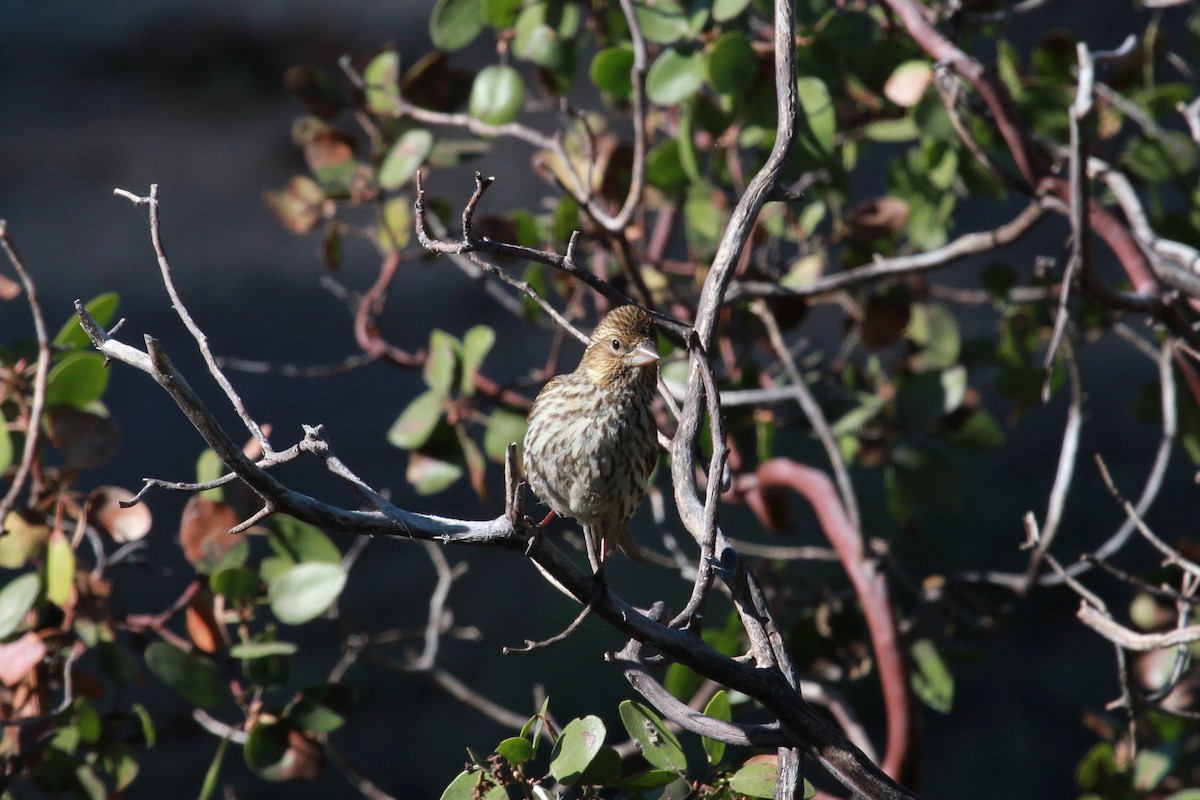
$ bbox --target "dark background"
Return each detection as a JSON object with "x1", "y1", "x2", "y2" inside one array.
[{"x1": 1, "y1": 3, "x2": 1195, "y2": 798}]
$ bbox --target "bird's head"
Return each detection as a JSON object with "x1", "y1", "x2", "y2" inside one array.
[{"x1": 580, "y1": 305, "x2": 659, "y2": 388}]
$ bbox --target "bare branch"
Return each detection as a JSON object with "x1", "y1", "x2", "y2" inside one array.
[
  {"x1": 0, "y1": 222, "x2": 52, "y2": 521},
  {"x1": 1077, "y1": 604, "x2": 1200, "y2": 652}
]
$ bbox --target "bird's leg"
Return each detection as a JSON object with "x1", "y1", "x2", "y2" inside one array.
[
  {"x1": 538, "y1": 510, "x2": 557, "y2": 527},
  {"x1": 582, "y1": 525, "x2": 603, "y2": 573}
]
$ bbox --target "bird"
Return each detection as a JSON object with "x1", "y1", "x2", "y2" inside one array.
[{"x1": 523, "y1": 305, "x2": 660, "y2": 571}]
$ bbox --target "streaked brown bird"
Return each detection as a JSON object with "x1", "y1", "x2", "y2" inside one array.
[{"x1": 523, "y1": 305, "x2": 660, "y2": 570}]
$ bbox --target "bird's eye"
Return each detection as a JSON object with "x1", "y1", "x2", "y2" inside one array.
[{"x1": 610, "y1": 338, "x2": 622, "y2": 352}]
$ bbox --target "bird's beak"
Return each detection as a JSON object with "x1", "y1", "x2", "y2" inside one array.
[{"x1": 628, "y1": 340, "x2": 659, "y2": 368}]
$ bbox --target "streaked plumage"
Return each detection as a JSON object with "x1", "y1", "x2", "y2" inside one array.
[{"x1": 523, "y1": 305, "x2": 660, "y2": 568}]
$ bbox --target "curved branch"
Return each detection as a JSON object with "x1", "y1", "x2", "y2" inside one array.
[{"x1": 748, "y1": 458, "x2": 915, "y2": 782}]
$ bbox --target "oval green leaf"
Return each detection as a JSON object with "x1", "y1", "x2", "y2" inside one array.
[
  {"x1": 712, "y1": 0, "x2": 751, "y2": 21},
  {"x1": 0, "y1": 572, "x2": 40, "y2": 639},
  {"x1": 495, "y1": 736, "x2": 534, "y2": 766},
  {"x1": 56, "y1": 292, "x2": 119, "y2": 350},
  {"x1": 484, "y1": 409, "x2": 527, "y2": 462},
  {"x1": 549, "y1": 715, "x2": 606, "y2": 785},
  {"x1": 45, "y1": 532, "x2": 74, "y2": 608},
  {"x1": 387, "y1": 389, "x2": 444, "y2": 450},
  {"x1": 618, "y1": 700, "x2": 686, "y2": 771},
  {"x1": 482, "y1": 0, "x2": 523, "y2": 28},
  {"x1": 439, "y1": 769, "x2": 506, "y2": 800},
  {"x1": 796, "y1": 75, "x2": 835, "y2": 160},
  {"x1": 268, "y1": 515, "x2": 341, "y2": 565},
  {"x1": 702, "y1": 690, "x2": 731, "y2": 764},
  {"x1": 406, "y1": 450, "x2": 464, "y2": 495},
  {"x1": 729, "y1": 758, "x2": 778, "y2": 798},
  {"x1": 646, "y1": 48, "x2": 704, "y2": 107},
  {"x1": 45, "y1": 351, "x2": 109, "y2": 409},
  {"x1": 229, "y1": 640, "x2": 298, "y2": 659},
  {"x1": 430, "y1": 0, "x2": 484, "y2": 51},
  {"x1": 589, "y1": 46, "x2": 634, "y2": 97},
  {"x1": 379, "y1": 128, "x2": 433, "y2": 190},
  {"x1": 469, "y1": 65, "x2": 525, "y2": 125},
  {"x1": 268, "y1": 562, "x2": 347, "y2": 625},
  {"x1": 633, "y1": 0, "x2": 690, "y2": 44},
  {"x1": 706, "y1": 32, "x2": 757, "y2": 95},
  {"x1": 910, "y1": 638, "x2": 954, "y2": 714},
  {"x1": 645, "y1": 139, "x2": 689, "y2": 193},
  {"x1": 362, "y1": 49, "x2": 400, "y2": 115},
  {"x1": 424, "y1": 329, "x2": 459, "y2": 396},
  {"x1": 144, "y1": 641, "x2": 226, "y2": 709},
  {"x1": 285, "y1": 683, "x2": 357, "y2": 733},
  {"x1": 210, "y1": 565, "x2": 259, "y2": 605},
  {"x1": 460, "y1": 325, "x2": 495, "y2": 395}
]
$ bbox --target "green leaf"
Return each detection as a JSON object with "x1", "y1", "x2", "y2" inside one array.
[
  {"x1": 459, "y1": 325, "x2": 495, "y2": 395},
  {"x1": 1133, "y1": 745, "x2": 1175, "y2": 793},
  {"x1": 377, "y1": 196, "x2": 412, "y2": 252},
  {"x1": 229, "y1": 640, "x2": 298, "y2": 659},
  {"x1": 198, "y1": 737, "x2": 229, "y2": 800},
  {"x1": 285, "y1": 683, "x2": 356, "y2": 733},
  {"x1": 618, "y1": 701, "x2": 686, "y2": 771},
  {"x1": 482, "y1": 0, "x2": 523, "y2": 28},
  {"x1": 425, "y1": 330, "x2": 459, "y2": 396},
  {"x1": 646, "y1": 47, "x2": 705, "y2": 106},
  {"x1": 796, "y1": 76, "x2": 835, "y2": 161},
  {"x1": 241, "y1": 628, "x2": 290, "y2": 688},
  {"x1": 210, "y1": 565, "x2": 259, "y2": 605},
  {"x1": 633, "y1": 0, "x2": 703, "y2": 44},
  {"x1": 706, "y1": 32, "x2": 757, "y2": 95},
  {"x1": 910, "y1": 639, "x2": 954, "y2": 713},
  {"x1": 268, "y1": 562, "x2": 347, "y2": 625},
  {"x1": 729, "y1": 758, "x2": 778, "y2": 798},
  {"x1": 430, "y1": 0, "x2": 484, "y2": 51},
  {"x1": 645, "y1": 139, "x2": 689, "y2": 193},
  {"x1": 406, "y1": 450, "x2": 463, "y2": 494},
  {"x1": 144, "y1": 641, "x2": 226, "y2": 709},
  {"x1": 906, "y1": 303, "x2": 960, "y2": 371},
  {"x1": 439, "y1": 769, "x2": 506, "y2": 800},
  {"x1": 268, "y1": 515, "x2": 341, "y2": 565},
  {"x1": 388, "y1": 389, "x2": 445, "y2": 450},
  {"x1": 469, "y1": 65, "x2": 525, "y2": 125},
  {"x1": 618, "y1": 769, "x2": 681, "y2": 790},
  {"x1": 484, "y1": 409, "x2": 527, "y2": 462},
  {"x1": 195, "y1": 448, "x2": 225, "y2": 501},
  {"x1": 578, "y1": 746, "x2": 621, "y2": 786},
  {"x1": 549, "y1": 715, "x2": 606, "y2": 785},
  {"x1": 362, "y1": 49, "x2": 400, "y2": 116},
  {"x1": 702, "y1": 691, "x2": 731, "y2": 764},
  {"x1": 45, "y1": 351, "x2": 109, "y2": 409},
  {"x1": 0, "y1": 572, "x2": 40, "y2": 638},
  {"x1": 132, "y1": 702, "x2": 156, "y2": 746},
  {"x1": 590, "y1": 46, "x2": 634, "y2": 97},
  {"x1": 495, "y1": 736, "x2": 534, "y2": 766},
  {"x1": 513, "y1": 1, "x2": 581, "y2": 70},
  {"x1": 947, "y1": 407, "x2": 1005, "y2": 450},
  {"x1": 684, "y1": 180, "x2": 727, "y2": 260},
  {"x1": 56, "y1": 292, "x2": 119, "y2": 351},
  {"x1": 243, "y1": 721, "x2": 289, "y2": 779},
  {"x1": 0, "y1": 410, "x2": 11, "y2": 475},
  {"x1": 712, "y1": 0, "x2": 751, "y2": 21},
  {"x1": 378, "y1": 129, "x2": 433, "y2": 190},
  {"x1": 45, "y1": 532, "x2": 74, "y2": 608}
]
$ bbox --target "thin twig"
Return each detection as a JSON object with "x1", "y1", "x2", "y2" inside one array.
[{"x1": 0, "y1": 222, "x2": 52, "y2": 522}]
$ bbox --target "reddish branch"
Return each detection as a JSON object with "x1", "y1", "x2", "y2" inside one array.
[
  {"x1": 740, "y1": 458, "x2": 916, "y2": 784},
  {"x1": 880, "y1": 0, "x2": 1161, "y2": 301},
  {"x1": 353, "y1": 250, "x2": 532, "y2": 411}
]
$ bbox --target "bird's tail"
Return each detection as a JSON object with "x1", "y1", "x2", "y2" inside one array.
[{"x1": 601, "y1": 522, "x2": 643, "y2": 564}]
